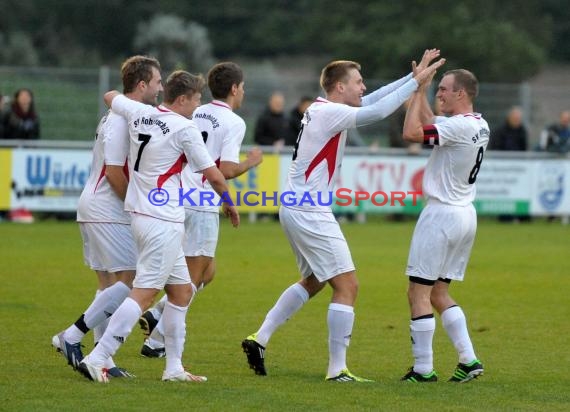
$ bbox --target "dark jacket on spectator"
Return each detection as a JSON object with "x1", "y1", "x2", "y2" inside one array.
[
  {"x1": 4, "y1": 101, "x2": 40, "y2": 139},
  {"x1": 254, "y1": 109, "x2": 288, "y2": 146},
  {"x1": 491, "y1": 122, "x2": 527, "y2": 151}
]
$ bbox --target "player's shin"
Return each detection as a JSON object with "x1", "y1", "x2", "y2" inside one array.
[
  {"x1": 162, "y1": 300, "x2": 189, "y2": 375},
  {"x1": 327, "y1": 303, "x2": 354, "y2": 378},
  {"x1": 89, "y1": 297, "x2": 142, "y2": 366},
  {"x1": 410, "y1": 315, "x2": 436, "y2": 374}
]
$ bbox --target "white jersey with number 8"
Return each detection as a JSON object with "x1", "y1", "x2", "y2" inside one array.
[{"x1": 422, "y1": 113, "x2": 490, "y2": 206}]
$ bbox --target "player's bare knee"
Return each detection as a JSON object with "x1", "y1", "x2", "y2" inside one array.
[
  {"x1": 430, "y1": 278, "x2": 454, "y2": 312},
  {"x1": 165, "y1": 283, "x2": 193, "y2": 307},
  {"x1": 116, "y1": 270, "x2": 135, "y2": 288},
  {"x1": 408, "y1": 276, "x2": 434, "y2": 305}
]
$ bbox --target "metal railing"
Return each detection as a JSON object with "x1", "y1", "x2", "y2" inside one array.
[{"x1": 1, "y1": 65, "x2": 569, "y2": 149}]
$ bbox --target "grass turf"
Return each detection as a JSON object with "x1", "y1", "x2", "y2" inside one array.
[{"x1": 0, "y1": 218, "x2": 568, "y2": 411}]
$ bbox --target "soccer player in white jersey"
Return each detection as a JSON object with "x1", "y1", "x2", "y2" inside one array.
[
  {"x1": 52, "y1": 56, "x2": 162, "y2": 377},
  {"x1": 241, "y1": 51, "x2": 445, "y2": 381},
  {"x1": 77, "y1": 70, "x2": 240, "y2": 383},
  {"x1": 139, "y1": 62, "x2": 263, "y2": 358},
  {"x1": 400, "y1": 69, "x2": 488, "y2": 383}
]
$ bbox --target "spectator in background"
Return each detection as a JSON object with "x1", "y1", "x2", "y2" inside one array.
[
  {"x1": 286, "y1": 96, "x2": 313, "y2": 146},
  {"x1": 254, "y1": 91, "x2": 289, "y2": 150},
  {"x1": 492, "y1": 107, "x2": 531, "y2": 223},
  {"x1": 3, "y1": 88, "x2": 40, "y2": 139},
  {"x1": 491, "y1": 106, "x2": 528, "y2": 151},
  {"x1": 539, "y1": 110, "x2": 570, "y2": 153}
]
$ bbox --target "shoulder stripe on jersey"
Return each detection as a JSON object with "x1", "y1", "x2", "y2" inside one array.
[
  {"x1": 423, "y1": 125, "x2": 439, "y2": 146},
  {"x1": 157, "y1": 154, "x2": 187, "y2": 190},
  {"x1": 305, "y1": 133, "x2": 341, "y2": 184},
  {"x1": 93, "y1": 164, "x2": 107, "y2": 193}
]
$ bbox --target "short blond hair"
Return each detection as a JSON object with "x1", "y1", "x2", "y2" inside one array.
[{"x1": 320, "y1": 60, "x2": 361, "y2": 94}]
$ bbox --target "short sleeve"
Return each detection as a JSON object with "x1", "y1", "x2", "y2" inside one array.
[
  {"x1": 103, "y1": 113, "x2": 129, "y2": 166},
  {"x1": 180, "y1": 126, "x2": 216, "y2": 173},
  {"x1": 423, "y1": 116, "x2": 468, "y2": 147},
  {"x1": 220, "y1": 118, "x2": 246, "y2": 163}
]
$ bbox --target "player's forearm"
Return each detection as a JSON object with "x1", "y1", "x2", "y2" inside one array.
[
  {"x1": 104, "y1": 91, "x2": 121, "y2": 108},
  {"x1": 105, "y1": 165, "x2": 128, "y2": 200},
  {"x1": 417, "y1": 93, "x2": 435, "y2": 125},
  {"x1": 219, "y1": 160, "x2": 251, "y2": 179},
  {"x1": 203, "y1": 166, "x2": 231, "y2": 198},
  {"x1": 361, "y1": 73, "x2": 413, "y2": 106},
  {"x1": 355, "y1": 78, "x2": 418, "y2": 127},
  {"x1": 402, "y1": 92, "x2": 426, "y2": 143}
]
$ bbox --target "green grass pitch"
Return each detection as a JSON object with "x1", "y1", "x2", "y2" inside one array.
[{"x1": 0, "y1": 218, "x2": 568, "y2": 411}]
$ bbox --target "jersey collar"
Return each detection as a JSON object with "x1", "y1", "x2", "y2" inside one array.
[{"x1": 210, "y1": 100, "x2": 232, "y2": 110}]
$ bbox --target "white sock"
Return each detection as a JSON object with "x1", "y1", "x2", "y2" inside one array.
[
  {"x1": 148, "y1": 314, "x2": 166, "y2": 347},
  {"x1": 147, "y1": 284, "x2": 195, "y2": 349},
  {"x1": 149, "y1": 294, "x2": 168, "y2": 319},
  {"x1": 327, "y1": 303, "x2": 354, "y2": 378},
  {"x1": 64, "y1": 289, "x2": 103, "y2": 344},
  {"x1": 103, "y1": 357, "x2": 116, "y2": 369},
  {"x1": 410, "y1": 316, "x2": 436, "y2": 375},
  {"x1": 93, "y1": 316, "x2": 110, "y2": 345},
  {"x1": 84, "y1": 281, "x2": 131, "y2": 329},
  {"x1": 89, "y1": 297, "x2": 142, "y2": 367},
  {"x1": 441, "y1": 306, "x2": 477, "y2": 364},
  {"x1": 162, "y1": 300, "x2": 189, "y2": 375},
  {"x1": 255, "y1": 283, "x2": 309, "y2": 347}
]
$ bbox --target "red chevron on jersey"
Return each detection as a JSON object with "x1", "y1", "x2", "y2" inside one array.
[
  {"x1": 305, "y1": 132, "x2": 341, "y2": 183},
  {"x1": 157, "y1": 154, "x2": 187, "y2": 190}
]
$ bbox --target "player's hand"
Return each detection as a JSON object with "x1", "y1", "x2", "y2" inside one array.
[
  {"x1": 413, "y1": 48, "x2": 441, "y2": 77},
  {"x1": 247, "y1": 147, "x2": 263, "y2": 168},
  {"x1": 222, "y1": 203, "x2": 240, "y2": 228},
  {"x1": 414, "y1": 58, "x2": 446, "y2": 89}
]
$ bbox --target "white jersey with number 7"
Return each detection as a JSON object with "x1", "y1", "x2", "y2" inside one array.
[{"x1": 111, "y1": 95, "x2": 215, "y2": 223}]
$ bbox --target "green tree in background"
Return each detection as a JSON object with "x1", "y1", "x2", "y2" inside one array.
[
  {"x1": 133, "y1": 14, "x2": 215, "y2": 73},
  {"x1": 0, "y1": 0, "x2": 567, "y2": 82}
]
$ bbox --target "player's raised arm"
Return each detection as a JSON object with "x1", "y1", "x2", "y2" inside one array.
[{"x1": 403, "y1": 64, "x2": 441, "y2": 143}]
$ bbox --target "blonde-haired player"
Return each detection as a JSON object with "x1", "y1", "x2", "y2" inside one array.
[{"x1": 242, "y1": 50, "x2": 444, "y2": 381}]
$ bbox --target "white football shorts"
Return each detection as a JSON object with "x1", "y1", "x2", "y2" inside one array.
[
  {"x1": 130, "y1": 213, "x2": 190, "y2": 289},
  {"x1": 406, "y1": 200, "x2": 477, "y2": 282},
  {"x1": 182, "y1": 209, "x2": 219, "y2": 257},
  {"x1": 79, "y1": 222, "x2": 137, "y2": 272},
  {"x1": 279, "y1": 206, "x2": 355, "y2": 282}
]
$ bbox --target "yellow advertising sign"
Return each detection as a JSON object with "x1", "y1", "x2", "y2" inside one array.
[
  {"x1": 226, "y1": 153, "x2": 280, "y2": 212},
  {"x1": 0, "y1": 149, "x2": 12, "y2": 209}
]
